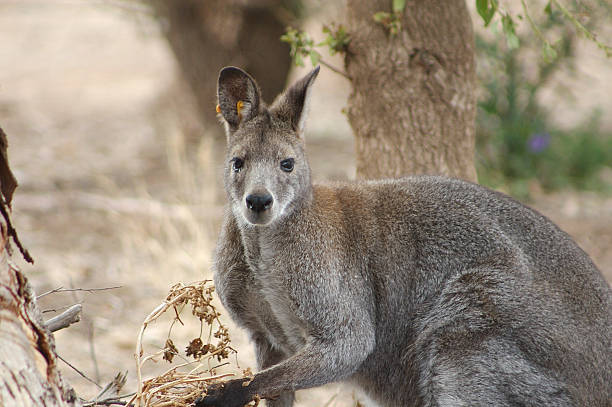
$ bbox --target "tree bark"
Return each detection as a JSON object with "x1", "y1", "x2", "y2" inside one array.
[
  {"x1": 345, "y1": 0, "x2": 477, "y2": 182},
  {"x1": 0, "y1": 227, "x2": 80, "y2": 406}
]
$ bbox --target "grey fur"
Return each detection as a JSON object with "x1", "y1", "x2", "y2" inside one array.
[{"x1": 209, "y1": 67, "x2": 612, "y2": 407}]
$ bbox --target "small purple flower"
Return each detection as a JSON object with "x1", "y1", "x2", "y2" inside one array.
[{"x1": 527, "y1": 132, "x2": 550, "y2": 153}]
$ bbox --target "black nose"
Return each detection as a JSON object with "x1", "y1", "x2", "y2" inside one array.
[{"x1": 246, "y1": 193, "x2": 273, "y2": 212}]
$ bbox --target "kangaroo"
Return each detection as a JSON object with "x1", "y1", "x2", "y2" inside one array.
[{"x1": 195, "y1": 66, "x2": 612, "y2": 407}]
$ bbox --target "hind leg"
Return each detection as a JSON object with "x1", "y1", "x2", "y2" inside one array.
[
  {"x1": 415, "y1": 265, "x2": 576, "y2": 406},
  {"x1": 418, "y1": 332, "x2": 573, "y2": 407}
]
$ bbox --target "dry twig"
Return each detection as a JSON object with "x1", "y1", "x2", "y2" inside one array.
[
  {"x1": 44, "y1": 303, "x2": 82, "y2": 332},
  {"x1": 130, "y1": 280, "x2": 255, "y2": 407},
  {"x1": 57, "y1": 354, "x2": 103, "y2": 389},
  {"x1": 37, "y1": 285, "x2": 122, "y2": 299},
  {"x1": 0, "y1": 126, "x2": 33, "y2": 263}
]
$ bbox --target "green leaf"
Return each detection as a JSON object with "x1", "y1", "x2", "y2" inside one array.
[
  {"x1": 542, "y1": 42, "x2": 558, "y2": 62},
  {"x1": 392, "y1": 0, "x2": 406, "y2": 14},
  {"x1": 544, "y1": 1, "x2": 553, "y2": 16},
  {"x1": 506, "y1": 31, "x2": 519, "y2": 49},
  {"x1": 476, "y1": 0, "x2": 486, "y2": 16},
  {"x1": 501, "y1": 14, "x2": 519, "y2": 49},
  {"x1": 476, "y1": 0, "x2": 498, "y2": 27},
  {"x1": 294, "y1": 52, "x2": 304, "y2": 67},
  {"x1": 309, "y1": 50, "x2": 321, "y2": 66},
  {"x1": 317, "y1": 38, "x2": 330, "y2": 48},
  {"x1": 373, "y1": 11, "x2": 391, "y2": 23}
]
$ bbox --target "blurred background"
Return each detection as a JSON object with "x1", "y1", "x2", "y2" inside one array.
[{"x1": 1, "y1": 0, "x2": 610, "y2": 405}]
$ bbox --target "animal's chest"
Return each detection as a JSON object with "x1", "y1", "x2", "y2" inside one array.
[{"x1": 243, "y1": 242, "x2": 307, "y2": 353}]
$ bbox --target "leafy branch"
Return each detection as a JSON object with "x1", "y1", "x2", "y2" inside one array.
[
  {"x1": 521, "y1": 0, "x2": 557, "y2": 61},
  {"x1": 549, "y1": 0, "x2": 612, "y2": 57},
  {"x1": 476, "y1": 0, "x2": 611, "y2": 60},
  {"x1": 281, "y1": 25, "x2": 351, "y2": 79}
]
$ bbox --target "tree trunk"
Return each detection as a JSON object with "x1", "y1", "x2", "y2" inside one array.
[
  {"x1": 152, "y1": 0, "x2": 292, "y2": 128},
  {"x1": 345, "y1": 0, "x2": 477, "y2": 182},
  {"x1": 0, "y1": 229, "x2": 80, "y2": 407},
  {"x1": 0, "y1": 126, "x2": 77, "y2": 406}
]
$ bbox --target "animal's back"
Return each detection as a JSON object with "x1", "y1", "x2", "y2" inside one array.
[{"x1": 320, "y1": 175, "x2": 612, "y2": 406}]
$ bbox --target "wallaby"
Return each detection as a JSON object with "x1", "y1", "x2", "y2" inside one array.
[{"x1": 195, "y1": 66, "x2": 612, "y2": 407}]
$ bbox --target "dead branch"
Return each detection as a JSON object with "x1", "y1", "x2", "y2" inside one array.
[
  {"x1": 0, "y1": 127, "x2": 17, "y2": 205},
  {"x1": 58, "y1": 354, "x2": 102, "y2": 389},
  {"x1": 45, "y1": 304, "x2": 83, "y2": 332},
  {"x1": 43, "y1": 303, "x2": 82, "y2": 314},
  {"x1": 0, "y1": 127, "x2": 33, "y2": 263},
  {"x1": 0, "y1": 229, "x2": 79, "y2": 405},
  {"x1": 80, "y1": 372, "x2": 133, "y2": 407},
  {"x1": 38, "y1": 285, "x2": 122, "y2": 299},
  {"x1": 92, "y1": 372, "x2": 128, "y2": 402}
]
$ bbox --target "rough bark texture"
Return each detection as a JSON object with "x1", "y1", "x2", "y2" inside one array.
[
  {"x1": 152, "y1": 0, "x2": 292, "y2": 128},
  {"x1": 0, "y1": 126, "x2": 76, "y2": 406},
  {"x1": 345, "y1": 0, "x2": 477, "y2": 182},
  {"x1": 0, "y1": 230, "x2": 80, "y2": 407}
]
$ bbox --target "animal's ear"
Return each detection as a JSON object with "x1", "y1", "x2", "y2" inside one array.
[
  {"x1": 217, "y1": 67, "x2": 261, "y2": 130},
  {"x1": 272, "y1": 66, "x2": 320, "y2": 136}
]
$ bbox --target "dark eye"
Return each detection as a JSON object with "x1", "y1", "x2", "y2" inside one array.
[
  {"x1": 280, "y1": 158, "x2": 294, "y2": 172},
  {"x1": 231, "y1": 157, "x2": 244, "y2": 173}
]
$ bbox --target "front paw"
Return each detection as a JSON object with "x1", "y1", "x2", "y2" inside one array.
[{"x1": 194, "y1": 377, "x2": 254, "y2": 407}]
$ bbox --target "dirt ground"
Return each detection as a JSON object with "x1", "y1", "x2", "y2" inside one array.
[{"x1": 1, "y1": 2, "x2": 610, "y2": 406}]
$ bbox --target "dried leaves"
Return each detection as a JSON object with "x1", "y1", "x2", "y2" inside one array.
[
  {"x1": 132, "y1": 280, "x2": 252, "y2": 407},
  {"x1": 162, "y1": 339, "x2": 178, "y2": 363}
]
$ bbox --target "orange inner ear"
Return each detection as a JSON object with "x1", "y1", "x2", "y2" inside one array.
[
  {"x1": 215, "y1": 104, "x2": 221, "y2": 113},
  {"x1": 236, "y1": 100, "x2": 244, "y2": 119}
]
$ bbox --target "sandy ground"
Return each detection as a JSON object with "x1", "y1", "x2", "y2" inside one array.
[{"x1": 1, "y1": 1, "x2": 610, "y2": 406}]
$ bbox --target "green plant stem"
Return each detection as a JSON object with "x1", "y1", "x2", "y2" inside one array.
[
  {"x1": 520, "y1": 0, "x2": 546, "y2": 44},
  {"x1": 551, "y1": 0, "x2": 612, "y2": 57},
  {"x1": 318, "y1": 58, "x2": 351, "y2": 80}
]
